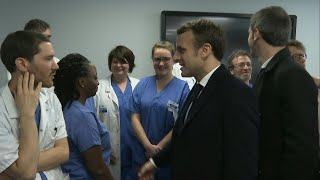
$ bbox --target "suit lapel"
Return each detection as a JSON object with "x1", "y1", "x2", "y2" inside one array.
[
  {"x1": 253, "y1": 69, "x2": 265, "y2": 99},
  {"x1": 173, "y1": 86, "x2": 195, "y2": 135},
  {"x1": 183, "y1": 77, "x2": 216, "y2": 127},
  {"x1": 175, "y1": 65, "x2": 227, "y2": 135},
  {"x1": 253, "y1": 48, "x2": 291, "y2": 99}
]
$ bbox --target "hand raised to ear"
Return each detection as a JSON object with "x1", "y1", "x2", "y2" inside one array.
[
  {"x1": 14, "y1": 72, "x2": 42, "y2": 118},
  {"x1": 0, "y1": 172, "x2": 12, "y2": 180},
  {"x1": 4, "y1": 72, "x2": 41, "y2": 179}
]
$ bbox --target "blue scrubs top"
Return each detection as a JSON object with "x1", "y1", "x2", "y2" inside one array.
[
  {"x1": 128, "y1": 76, "x2": 189, "y2": 164},
  {"x1": 111, "y1": 80, "x2": 134, "y2": 168},
  {"x1": 85, "y1": 97, "x2": 95, "y2": 112},
  {"x1": 61, "y1": 100, "x2": 111, "y2": 180}
]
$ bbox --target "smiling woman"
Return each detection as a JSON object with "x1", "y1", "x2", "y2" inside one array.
[
  {"x1": 127, "y1": 41, "x2": 190, "y2": 180},
  {"x1": 95, "y1": 45, "x2": 139, "y2": 180},
  {"x1": 151, "y1": 41, "x2": 176, "y2": 80}
]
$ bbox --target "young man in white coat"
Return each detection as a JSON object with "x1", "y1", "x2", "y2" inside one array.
[{"x1": 0, "y1": 31, "x2": 69, "y2": 179}]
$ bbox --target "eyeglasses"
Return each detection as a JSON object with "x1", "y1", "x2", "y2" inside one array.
[
  {"x1": 152, "y1": 56, "x2": 172, "y2": 64},
  {"x1": 292, "y1": 53, "x2": 307, "y2": 62},
  {"x1": 233, "y1": 62, "x2": 253, "y2": 68}
]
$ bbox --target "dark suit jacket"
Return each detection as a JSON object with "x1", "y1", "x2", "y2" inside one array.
[
  {"x1": 153, "y1": 64, "x2": 259, "y2": 180},
  {"x1": 253, "y1": 48, "x2": 319, "y2": 180}
]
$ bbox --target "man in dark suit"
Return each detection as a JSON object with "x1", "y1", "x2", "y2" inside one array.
[
  {"x1": 138, "y1": 19, "x2": 259, "y2": 180},
  {"x1": 248, "y1": 6, "x2": 319, "y2": 179}
]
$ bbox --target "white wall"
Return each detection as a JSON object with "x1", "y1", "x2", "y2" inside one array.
[{"x1": 0, "y1": 0, "x2": 319, "y2": 86}]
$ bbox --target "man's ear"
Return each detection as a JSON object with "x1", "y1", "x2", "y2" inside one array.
[
  {"x1": 253, "y1": 28, "x2": 261, "y2": 41},
  {"x1": 15, "y1": 57, "x2": 28, "y2": 72},
  {"x1": 200, "y1": 43, "x2": 212, "y2": 58}
]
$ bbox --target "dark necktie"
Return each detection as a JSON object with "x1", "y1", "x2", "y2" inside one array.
[
  {"x1": 190, "y1": 83, "x2": 203, "y2": 102},
  {"x1": 181, "y1": 83, "x2": 203, "y2": 124}
]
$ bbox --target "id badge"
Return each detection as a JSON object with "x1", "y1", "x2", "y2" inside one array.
[{"x1": 167, "y1": 100, "x2": 179, "y2": 121}]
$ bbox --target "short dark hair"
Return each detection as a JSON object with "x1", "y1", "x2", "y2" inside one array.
[
  {"x1": 287, "y1": 39, "x2": 306, "y2": 53},
  {"x1": 0, "y1": 31, "x2": 50, "y2": 73},
  {"x1": 227, "y1": 49, "x2": 251, "y2": 70},
  {"x1": 24, "y1": 19, "x2": 51, "y2": 33},
  {"x1": 151, "y1": 41, "x2": 175, "y2": 57},
  {"x1": 250, "y1": 6, "x2": 291, "y2": 46},
  {"x1": 54, "y1": 53, "x2": 91, "y2": 109},
  {"x1": 108, "y1": 45, "x2": 135, "y2": 73},
  {"x1": 177, "y1": 19, "x2": 225, "y2": 61}
]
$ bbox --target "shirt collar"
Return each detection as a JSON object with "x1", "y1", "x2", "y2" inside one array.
[
  {"x1": 66, "y1": 100, "x2": 93, "y2": 113},
  {"x1": 199, "y1": 64, "x2": 220, "y2": 87},
  {"x1": 261, "y1": 56, "x2": 274, "y2": 69}
]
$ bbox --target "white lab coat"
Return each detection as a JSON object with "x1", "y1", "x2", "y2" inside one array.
[
  {"x1": 172, "y1": 63, "x2": 196, "y2": 90},
  {"x1": 94, "y1": 75, "x2": 139, "y2": 180},
  {"x1": 0, "y1": 85, "x2": 68, "y2": 179}
]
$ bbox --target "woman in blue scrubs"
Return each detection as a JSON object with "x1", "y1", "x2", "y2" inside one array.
[
  {"x1": 95, "y1": 45, "x2": 139, "y2": 180},
  {"x1": 54, "y1": 53, "x2": 113, "y2": 180},
  {"x1": 129, "y1": 41, "x2": 190, "y2": 180}
]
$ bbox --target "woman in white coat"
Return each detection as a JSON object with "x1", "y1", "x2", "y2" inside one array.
[{"x1": 95, "y1": 45, "x2": 139, "y2": 180}]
